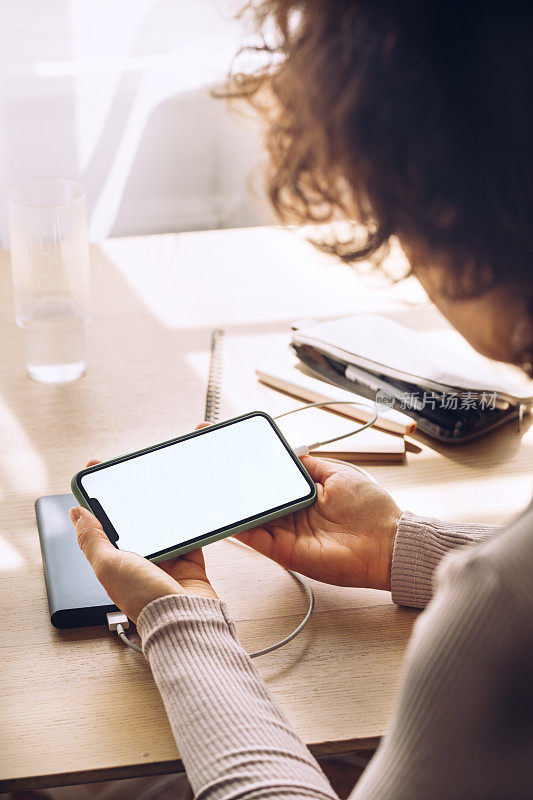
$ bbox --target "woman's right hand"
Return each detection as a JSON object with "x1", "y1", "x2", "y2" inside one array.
[{"x1": 236, "y1": 454, "x2": 402, "y2": 591}]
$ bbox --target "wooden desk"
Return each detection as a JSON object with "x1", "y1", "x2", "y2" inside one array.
[{"x1": 1, "y1": 227, "x2": 531, "y2": 791}]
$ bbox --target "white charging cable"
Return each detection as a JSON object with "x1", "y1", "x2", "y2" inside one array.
[
  {"x1": 107, "y1": 611, "x2": 143, "y2": 653},
  {"x1": 273, "y1": 400, "x2": 379, "y2": 457},
  {"x1": 227, "y1": 536, "x2": 316, "y2": 657},
  {"x1": 107, "y1": 399, "x2": 380, "y2": 657}
]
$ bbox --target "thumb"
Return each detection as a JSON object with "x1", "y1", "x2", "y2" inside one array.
[
  {"x1": 299, "y1": 454, "x2": 350, "y2": 485},
  {"x1": 70, "y1": 506, "x2": 118, "y2": 568}
]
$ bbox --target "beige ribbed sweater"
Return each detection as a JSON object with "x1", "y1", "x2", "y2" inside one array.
[{"x1": 137, "y1": 506, "x2": 533, "y2": 799}]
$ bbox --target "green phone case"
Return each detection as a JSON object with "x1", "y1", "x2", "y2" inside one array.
[{"x1": 71, "y1": 411, "x2": 317, "y2": 563}]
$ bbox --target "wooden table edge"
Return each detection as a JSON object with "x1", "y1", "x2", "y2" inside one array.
[{"x1": 0, "y1": 737, "x2": 381, "y2": 791}]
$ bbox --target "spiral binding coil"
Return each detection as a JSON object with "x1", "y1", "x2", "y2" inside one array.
[{"x1": 204, "y1": 329, "x2": 225, "y2": 423}]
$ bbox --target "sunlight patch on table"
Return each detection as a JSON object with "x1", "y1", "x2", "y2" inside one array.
[
  {"x1": 392, "y1": 472, "x2": 532, "y2": 526},
  {"x1": 0, "y1": 535, "x2": 25, "y2": 571},
  {"x1": 0, "y1": 395, "x2": 47, "y2": 494},
  {"x1": 100, "y1": 228, "x2": 417, "y2": 329}
]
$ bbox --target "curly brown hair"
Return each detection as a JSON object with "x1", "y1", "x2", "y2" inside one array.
[{"x1": 228, "y1": 1, "x2": 533, "y2": 296}]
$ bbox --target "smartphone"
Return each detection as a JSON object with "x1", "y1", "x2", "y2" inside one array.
[{"x1": 71, "y1": 411, "x2": 316, "y2": 563}]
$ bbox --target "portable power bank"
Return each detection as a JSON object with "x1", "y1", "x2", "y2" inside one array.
[{"x1": 35, "y1": 493, "x2": 117, "y2": 628}]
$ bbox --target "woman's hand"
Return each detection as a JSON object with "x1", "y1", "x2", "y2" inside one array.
[
  {"x1": 70, "y1": 461, "x2": 217, "y2": 624},
  {"x1": 236, "y1": 454, "x2": 402, "y2": 591}
]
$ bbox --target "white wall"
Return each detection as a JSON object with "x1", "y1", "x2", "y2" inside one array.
[{"x1": 0, "y1": 0, "x2": 270, "y2": 245}]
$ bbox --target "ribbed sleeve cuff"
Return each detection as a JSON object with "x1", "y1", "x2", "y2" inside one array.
[
  {"x1": 136, "y1": 593, "x2": 238, "y2": 653},
  {"x1": 391, "y1": 511, "x2": 500, "y2": 609}
]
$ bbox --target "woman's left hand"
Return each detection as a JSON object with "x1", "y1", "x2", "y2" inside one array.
[{"x1": 70, "y1": 461, "x2": 217, "y2": 624}]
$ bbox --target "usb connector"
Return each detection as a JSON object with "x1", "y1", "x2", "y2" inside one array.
[
  {"x1": 106, "y1": 611, "x2": 129, "y2": 631},
  {"x1": 107, "y1": 611, "x2": 143, "y2": 653}
]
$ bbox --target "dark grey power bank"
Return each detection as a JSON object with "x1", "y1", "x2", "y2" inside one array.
[{"x1": 35, "y1": 493, "x2": 117, "y2": 628}]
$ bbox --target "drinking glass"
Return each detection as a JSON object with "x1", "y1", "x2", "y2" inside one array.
[{"x1": 9, "y1": 178, "x2": 91, "y2": 382}]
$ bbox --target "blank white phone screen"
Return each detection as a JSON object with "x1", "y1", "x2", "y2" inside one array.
[{"x1": 80, "y1": 415, "x2": 312, "y2": 558}]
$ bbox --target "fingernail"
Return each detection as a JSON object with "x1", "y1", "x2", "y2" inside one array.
[{"x1": 69, "y1": 507, "x2": 82, "y2": 524}]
